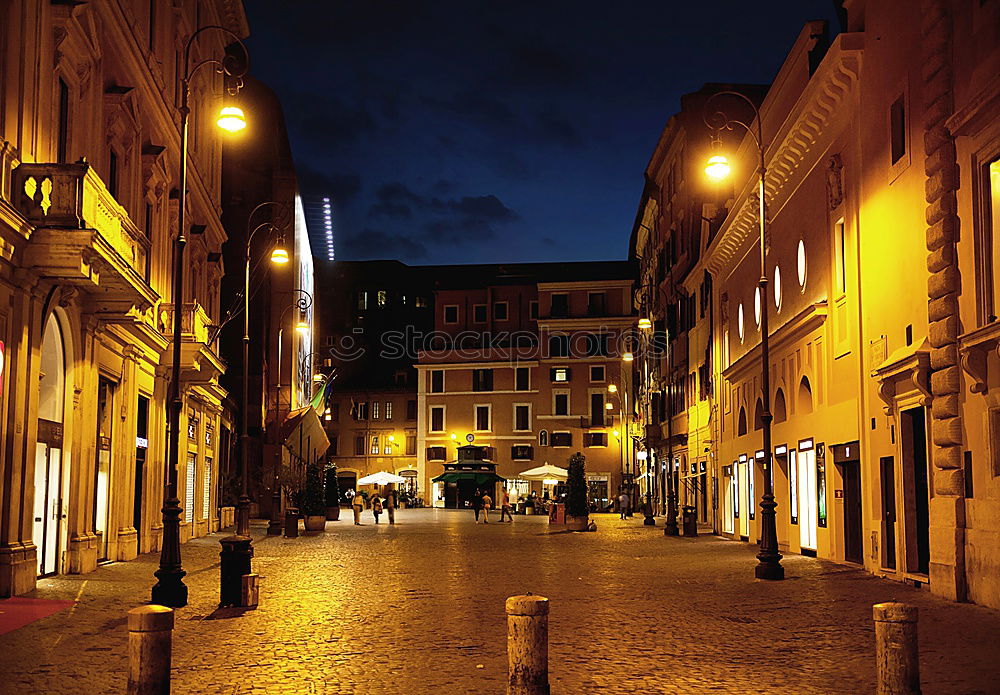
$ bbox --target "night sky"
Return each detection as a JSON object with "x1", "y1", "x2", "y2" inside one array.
[{"x1": 243, "y1": 1, "x2": 841, "y2": 266}]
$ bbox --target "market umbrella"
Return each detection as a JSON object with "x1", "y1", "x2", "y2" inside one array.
[
  {"x1": 516, "y1": 463, "x2": 568, "y2": 482},
  {"x1": 357, "y1": 471, "x2": 407, "y2": 485}
]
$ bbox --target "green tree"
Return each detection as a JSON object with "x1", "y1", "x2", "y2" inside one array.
[
  {"x1": 324, "y1": 464, "x2": 340, "y2": 507},
  {"x1": 301, "y1": 461, "x2": 326, "y2": 516},
  {"x1": 565, "y1": 452, "x2": 588, "y2": 517}
]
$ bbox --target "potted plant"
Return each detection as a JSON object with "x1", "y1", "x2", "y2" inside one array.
[
  {"x1": 564, "y1": 452, "x2": 590, "y2": 531},
  {"x1": 325, "y1": 464, "x2": 341, "y2": 521},
  {"x1": 301, "y1": 461, "x2": 327, "y2": 533}
]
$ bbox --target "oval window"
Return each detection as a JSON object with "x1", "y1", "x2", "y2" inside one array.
[
  {"x1": 754, "y1": 287, "x2": 762, "y2": 327},
  {"x1": 774, "y1": 265, "x2": 782, "y2": 311},
  {"x1": 737, "y1": 303, "x2": 745, "y2": 343},
  {"x1": 797, "y1": 240, "x2": 807, "y2": 290}
]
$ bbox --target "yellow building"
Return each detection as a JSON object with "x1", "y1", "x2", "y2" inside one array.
[{"x1": 0, "y1": 0, "x2": 246, "y2": 595}]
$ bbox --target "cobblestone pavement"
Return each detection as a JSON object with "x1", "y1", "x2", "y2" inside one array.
[{"x1": 3, "y1": 510, "x2": 1000, "y2": 694}]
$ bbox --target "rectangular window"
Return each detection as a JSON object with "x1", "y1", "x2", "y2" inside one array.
[
  {"x1": 473, "y1": 304, "x2": 487, "y2": 323},
  {"x1": 355, "y1": 436, "x2": 365, "y2": 455},
  {"x1": 587, "y1": 292, "x2": 606, "y2": 316},
  {"x1": 890, "y1": 95, "x2": 906, "y2": 165},
  {"x1": 493, "y1": 302, "x2": 508, "y2": 321},
  {"x1": 584, "y1": 432, "x2": 608, "y2": 447},
  {"x1": 108, "y1": 149, "x2": 119, "y2": 199},
  {"x1": 57, "y1": 78, "x2": 70, "y2": 163},
  {"x1": 430, "y1": 370, "x2": 444, "y2": 393},
  {"x1": 370, "y1": 435, "x2": 380, "y2": 455},
  {"x1": 357, "y1": 292, "x2": 368, "y2": 310},
  {"x1": 371, "y1": 402, "x2": 380, "y2": 420},
  {"x1": 406, "y1": 399, "x2": 417, "y2": 420},
  {"x1": 515, "y1": 367, "x2": 530, "y2": 391},
  {"x1": 551, "y1": 367, "x2": 570, "y2": 383},
  {"x1": 548, "y1": 334, "x2": 569, "y2": 358},
  {"x1": 203, "y1": 458, "x2": 212, "y2": 520},
  {"x1": 514, "y1": 405, "x2": 530, "y2": 431},
  {"x1": 406, "y1": 435, "x2": 417, "y2": 456},
  {"x1": 590, "y1": 365, "x2": 606, "y2": 382},
  {"x1": 511, "y1": 445, "x2": 533, "y2": 461},
  {"x1": 529, "y1": 301, "x2": 539, "y2": 319},
  {"x1": 384, "y1": 402, "x2": 392, "y2": 420},
  {"x1": 550, "y1": 293, "x2": 569, "y2": 317},
  {"x1": 430, "y1": 406, "x2": 445, "y2": 432},
  {"x1": 427, "y1": 446, "x2": 446, "y2": 461},
  {"x1": 475, "y1": 405, "x2": 491, "y2": 432},
  {"x1": 384, "y1": 440, "x2": 393, "y2": 455},
  {"x1": 472, "y1": 368, "x2": 494, "y2": 392},
  {"x1": 590, "y1": 392, "x2": 605, "y2": 426},
  {"x1": 329, "y1": 435, "x2": 338, "y2": 456},
  {"x1": 554, "y1": 392, "x2": 570, "y2": 416},
  {"x1": 355, "y1": 402, "x2": 368, "y2": 420},
  {"x1": 443, "y1": 305, "x2": 459, "y2": 324},
  {"x1": 585, "y1": 334, "x2": 609, "y2": 357},
  {"x1": 551, "y1": 432, "x2": 572, "y2": 447}
]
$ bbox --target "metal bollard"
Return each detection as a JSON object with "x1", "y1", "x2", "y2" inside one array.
[
  {"x1": 506, "y1": 594, "x2": 550, "y2": 695},
  {"x1": 873, "y1": 602, "x2": 921, "y2": 695},
  {"x1": 128, "y1": 605, "x2": 174, "y2": 695}
]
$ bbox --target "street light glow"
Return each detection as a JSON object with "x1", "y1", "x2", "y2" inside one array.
[
  {"x1": 216, "y1": 105, "x2": 247, "y2": 133},
  {"x1": 270, "y1": 245, "x2": 289, "y2": 264},
  {"x1": 638, "y1": 317, "x2": 652, "y2": 330},
  {"x1": 622, "y1": 351, "x2": 634, "y2": 362},
  {"x1": 607, "y1": 383, "x2": 617, "y2": 393},
  {"x1": 705, "y1": 153, "x2": 731, "y2": 180}
]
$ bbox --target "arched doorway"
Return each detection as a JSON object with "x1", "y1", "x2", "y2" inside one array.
[{"x1": 33, "y1": 313, "x2": 68, "y2": 576}]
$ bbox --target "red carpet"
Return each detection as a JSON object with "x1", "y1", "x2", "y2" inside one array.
[{"x1": 0, "y1": 597, "x2": 75, "y2": 635}]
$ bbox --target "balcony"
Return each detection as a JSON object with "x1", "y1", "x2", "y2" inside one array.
[
  {"x1": 158, "y1": 302, "x2": 225, "y2": 386},
  {"x1": 13, "y1": 162, "x2": 156, "y2": 312}
]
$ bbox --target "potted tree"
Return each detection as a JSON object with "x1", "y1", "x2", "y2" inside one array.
[
  {"x1": 564, "y1": 452, "x2": 590, "y2": 531},
  {"x1": 325, "y1": 464, "x2": 341, "y2": 521},
  {"x1": 301, "y1": 461, "x2": 327, "y2": 533}
]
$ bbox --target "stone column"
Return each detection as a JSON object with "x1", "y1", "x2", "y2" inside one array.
[
  {"x1": 920, "y1": 0, "x2": 967, "y2": 602},
  {"x1": 116, "y1": 346, "x2": 141, "y2": 561},
  {"x1": 506, "y1": 594, "x2": 549, "y2": 695},
  {"x1": 127, "y1": 605, "x2": 174, "y2": 695},
  {"x1": 66, "y1": 315, "x2": 101, "y2": 575},
  {"x1": 873, "y1": 602, "x2": 920, "y2": 695}
]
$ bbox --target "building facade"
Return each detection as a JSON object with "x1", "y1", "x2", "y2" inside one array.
[
  {"x1": 0, "y1": 0, "x2": 247, "y2": 596},
  {"x1": 636, "y1": 0, "x2": 1000, "y2": 609}
]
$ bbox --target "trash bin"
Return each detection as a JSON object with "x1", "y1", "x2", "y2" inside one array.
[
  {"x1": 284, "y1": 507, "x2": 299, "y2": 538},
  {"x1": 682, "y1": 506, "x2": 698, "y2": 537}
]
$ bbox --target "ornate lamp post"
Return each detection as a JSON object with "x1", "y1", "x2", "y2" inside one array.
[
  {"x1": 153, "y1": 26, "x2": 248, "y2": 608},
  {"x1": 266, "y1": 290, "x2": 314, "y2": 536},
  {"x1": 704, "y1": 90, "x2": 784, "y2": 581}
]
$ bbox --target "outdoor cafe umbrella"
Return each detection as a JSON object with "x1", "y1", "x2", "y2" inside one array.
[
  {"x1": 357, "y1": 471, "x2": 407, "y2": 486},
  {"x1": 516, "y1": 463, "x2": 568, "y2": 482}
]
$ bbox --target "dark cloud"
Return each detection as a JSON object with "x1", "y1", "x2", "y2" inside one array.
[
  {"x1": 340, "y1": 228, "x2": 428, "y2": 259},
  {"x1": 296, "y1": 164, "x2": 362, "y2": 207},
  {"x1": 507, "y1": 41, "x2": 581, "y2": 87}
]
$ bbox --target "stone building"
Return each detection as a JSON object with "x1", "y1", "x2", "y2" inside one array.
[
  {"x1": 0, "y1": 0, "x2": 247, "y2": 596},
  {"x1": 637, "y1": 0, "x2": 1000, "y2": 609}
]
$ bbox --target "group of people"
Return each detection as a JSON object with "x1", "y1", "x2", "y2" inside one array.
[
  {"x1": 345, "y1": 487, "x2": 396, "y2": 525},
  {"x1": 471, "y1": 487, "x2": 514, "y2": 523}
]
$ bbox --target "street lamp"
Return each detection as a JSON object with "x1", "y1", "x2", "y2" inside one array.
[
  {"x1": 219, "y1": 202, "x2": 289, "y2": 606},
  {"x1": 704, "y1": 90, "x2": 784, "y2": 581},
  {"x1": 153, "y1": 25, "x2": 248, "y2": 609}
]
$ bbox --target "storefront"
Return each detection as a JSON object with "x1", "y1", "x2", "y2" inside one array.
[{"x1": 431, "y1": 445, "x2": 504, "y2": 509}]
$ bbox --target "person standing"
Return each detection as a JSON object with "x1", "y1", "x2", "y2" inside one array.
[
  {"x1": 499, "y1": 487, "x2": 513, "y2": 522},
  {"x1": 618, "y1": 491, "x2": 630, "y2": 520},
  {"x1": 351, "y1": 490, "x2": 363, "y2": 525},
  {"x1": 371, "y1": 493, "x2": 383, "y2": 524},
  {"x1": 386, "y1": 484, "x2": 396, "y2": 525},
  {"x1": 472, "y1": 488, "x2": 483, "y2": 523},
  {"x1": 481, "y1": 491, "x2": 492, "y2": 524}
]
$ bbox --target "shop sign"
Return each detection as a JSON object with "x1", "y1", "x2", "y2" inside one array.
[{"x1": 136, "y1": 437, "x2": 149, "y2": 449}]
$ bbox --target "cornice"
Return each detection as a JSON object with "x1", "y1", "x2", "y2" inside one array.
[
  {"x1": 722, "y1": 301, "x2": 828, "y2": 383},
  {"x1": 703, "y1": 34, "x2": 864, "y2": 280}
]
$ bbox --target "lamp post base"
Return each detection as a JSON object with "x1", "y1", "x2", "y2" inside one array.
[
  {"x1": 219, "y1": 535, "x2": 254, "y2": 607},
  {"x1": 151, "y1": 568, "x2": 188, "y2": 608},
  {"x1": 754, "y1": 555, "x2": 785, "y2": 581},
  {"x1": 266, "y1": 520, "x2": 282, "y2": 536},
  {"x1": 664, "y1": 520, "x2": 679, "y2": 536}
]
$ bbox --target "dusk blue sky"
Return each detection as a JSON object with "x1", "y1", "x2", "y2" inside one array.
[{"x1": 244, "y1": 1, "x2": 842, "y2": 265}]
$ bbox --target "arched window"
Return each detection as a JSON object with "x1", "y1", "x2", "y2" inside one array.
[
  {"x1": 798, "y1": 376, "x2": 813, "y2": 414},
  {"x1": 538, "y1": 430, "x2": 549, "y2": 447},
  {"x1": 753, "y1": 398, "x2": 764, "y2": 430},
  {"x1": 773, "y1": 388, "x2": 787, "y2": 423},
  {"x1": 737, "y1": 407, "x2": 747, "y2": 436},
  {"x1": 797, "y1": 239, "x2": 807, "y2": 290}
]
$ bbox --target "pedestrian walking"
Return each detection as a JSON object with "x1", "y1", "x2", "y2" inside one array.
[
  {"x1": 481, "y1": 491, "x2": 492, "y2": 523},
  {"x1": 371, "y1": 493, "x2": 383, "y2": 524},
  {"x1": 386, "y1": 485, "x2": 396, "y2": 525},
  {"x1": 473, "y1": 488, "x2": 483, "y2": 523},
  {"x1": 618, "y1": 491, "x2": 630, "y2": 520},
  {"x1": 500, "y1": 488, "x2": 513, "y2": 522},
  {"x1": 351, "y1": 490, "x2": 363, "y2": 525}
]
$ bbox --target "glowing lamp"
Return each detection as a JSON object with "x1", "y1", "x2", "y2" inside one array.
[
  {"x1": 607, "y1": 383, "x2": 617, "y2": 393},
  {"x1": 388, "y1": 435, "x2": 395, "y2": 442},
  {"x1": 638, "y1": 317, "x2": 652, "y2": 330},
  {"x1": 270, "y1": 245, "x2": 289, "y2": 265},
  {"x1": 637, "y1": 451, "x2": 648, "y2": 461},
  {"x1": 622, "y1": 351, "x2": 634, "y2": 362},
  {"x1": 605, "y1": 402, "x2": 614, "y2": 410},
  {"x1": 296, "y1": 319, "x2": 309, "y2": 335},
  {"x1": 613, "y1": 429, "x2": 620, "y2": 438},
  {"x1": 705, "y1": 153, "x2": 731, "y2": 180},
  {"x1": 450, "y1": 433, "x2": 458, "y2": 440},
  {"x1": 216, "y1": 105, "x2": 247, "y2": 133}
]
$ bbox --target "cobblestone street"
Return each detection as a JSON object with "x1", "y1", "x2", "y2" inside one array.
[{"x1": 3, "y1": 510, "x2": 999, "y2": 694}]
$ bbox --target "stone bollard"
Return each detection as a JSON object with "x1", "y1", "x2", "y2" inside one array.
[
  {"x1": 128, "y1": 605, "x2": 174, "y2": 695},
  {"x1": 873, "y1": 602, "x2": 921, "y2": 695},
  {"x1": 506, "y1": 594, "x2": 550, "y2": 695}
]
